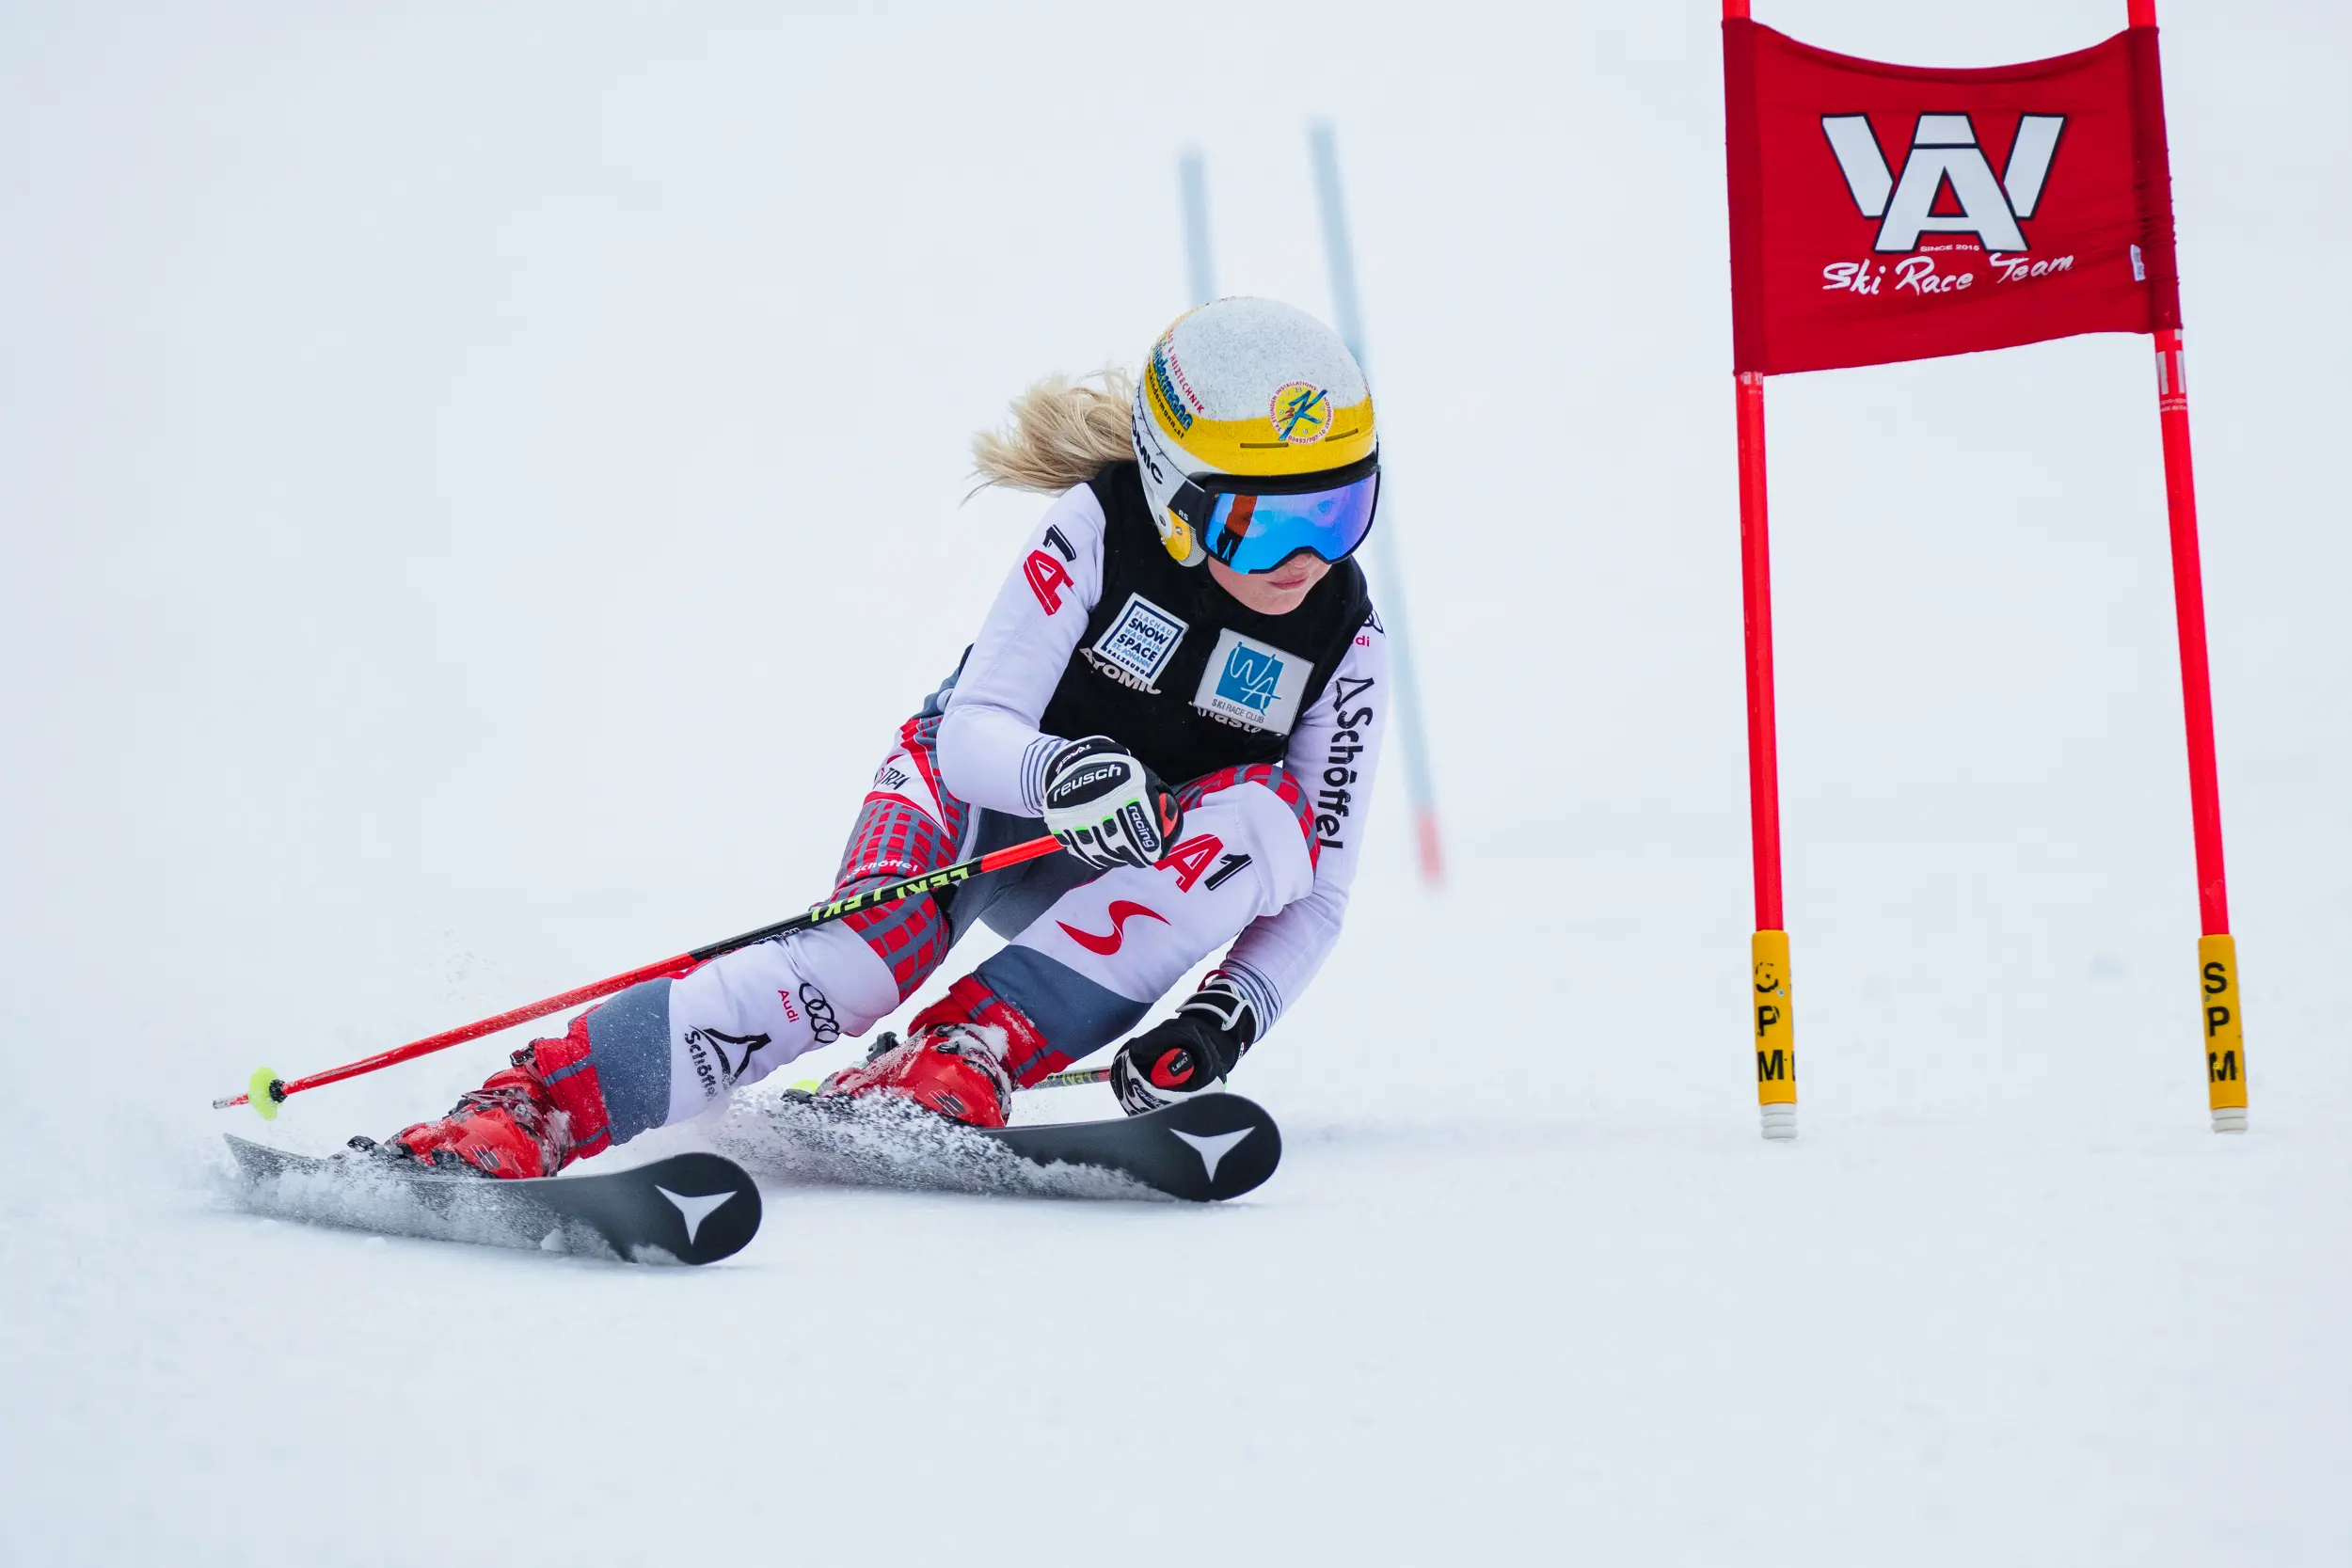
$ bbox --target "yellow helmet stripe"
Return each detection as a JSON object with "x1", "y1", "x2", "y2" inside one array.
[{"x1": 1146, "y1": 397, "x2": 1376, "y2": 477}]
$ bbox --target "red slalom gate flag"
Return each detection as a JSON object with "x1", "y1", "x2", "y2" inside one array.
[
  {"x1": 1723, "y1": 18, "x2": 2179, "y2": 373},
  {"x1": 1715, "y1": 4, "x2": 2248, "y2": 1144}
]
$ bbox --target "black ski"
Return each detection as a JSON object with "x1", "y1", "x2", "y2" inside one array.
[
  {"x1": 722, "y1": 1090, "x2": 1280, "y2": 1202},
  {"x1": 993, "y1": 1093, "x2": 1281, "y2": 1201},
  {"x1": 222, "y1": 1135, "x2": 762, "y2": 1265}
]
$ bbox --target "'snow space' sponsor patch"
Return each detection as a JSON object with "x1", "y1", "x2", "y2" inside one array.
[{"x1": 1089, "y1": 594, "x2": 1188, "y2": 691}]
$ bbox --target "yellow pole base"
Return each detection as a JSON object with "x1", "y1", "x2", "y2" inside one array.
[
  {"x1": 2200, "y1": 933, "x2": 2247, "y2": 1132},
  {"x1": 1753, "y1": 930, "x2": 1796, "y2": 1140}
]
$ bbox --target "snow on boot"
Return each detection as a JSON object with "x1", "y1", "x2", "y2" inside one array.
[
  {"x1": 363, "y1": 1029, "x2": 611, "y2": 1180},
  {"x1": 816, "y1": 975, "x2": 1045, "y2": 1129},
  {"x1": 370, "y1": 1055, "x2": 568, "y2": 1179}
]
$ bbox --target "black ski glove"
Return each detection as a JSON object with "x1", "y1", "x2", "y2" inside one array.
[{"x1": 1109, "y1": 975, "x2": 1260, "y2": 1117}]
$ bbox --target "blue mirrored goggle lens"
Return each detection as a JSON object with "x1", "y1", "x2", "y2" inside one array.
[{"x1": 1200, "y1": 472, "x2": 1380, "y2": 574}]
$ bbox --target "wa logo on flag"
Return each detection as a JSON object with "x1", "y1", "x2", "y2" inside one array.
[{"x1": 1821, "y1": 112, "x2": 2065, "y2": 254}]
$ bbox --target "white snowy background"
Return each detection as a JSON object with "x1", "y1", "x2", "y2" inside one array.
[{"x1": 2, "y1": 1, "x2": 2344, "y2": 1562}]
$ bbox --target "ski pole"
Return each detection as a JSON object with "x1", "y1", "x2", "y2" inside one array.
[
  {"x1": 215, "y1": 833, "x2": 1069, "y2": 1119},
  {"x1": 1028, "y1": 1068, "x2": 1230, "y2": 1093},
  {"x1": 783, "y1": 1064, "x2": 1113, "y2": 1098}
]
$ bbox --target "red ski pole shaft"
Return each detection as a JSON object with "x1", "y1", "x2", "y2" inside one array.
[{"x1": 216, "y1": 833, "x2": 1068, "y2": 1114}]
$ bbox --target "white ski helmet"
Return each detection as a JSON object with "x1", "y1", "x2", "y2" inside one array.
[{"x1": 1129, "y1": 296, "x2": 1381, "y2": 571}]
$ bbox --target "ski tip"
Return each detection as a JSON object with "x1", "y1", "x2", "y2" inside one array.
[
  {"x1": 221, "y1": 1132, "x2": 296, "y2": 1182},
  {"x1": 642, "y1": 1151, "x2": 764, "y2": 1264},
  {"x1": 247, "y1": 1068, "x2": 283, "y2": 1122},
  {"x1": 1151, "y1": 1092, "x2": 1282, "y2": 1201},
  {"x1": 1202, "y1": 1093, "x2": 1282, "y2": 1201}
]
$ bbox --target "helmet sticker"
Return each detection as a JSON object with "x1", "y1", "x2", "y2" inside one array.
[
  {"x1": 1268, "y1": 383, "x2": 1333, "y2": 444},
  {"x1": 1147, "y1": 340, "x2": 1198, "y2": 434}
]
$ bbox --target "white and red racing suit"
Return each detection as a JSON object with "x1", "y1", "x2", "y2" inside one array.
[{"x1": 531, "y1": 463, "x2": 1389, "y2": 1155}]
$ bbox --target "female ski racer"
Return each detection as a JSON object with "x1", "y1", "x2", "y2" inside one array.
[{"x1": 361, "y1": 295, "x2": 1390, "y2": 1177}]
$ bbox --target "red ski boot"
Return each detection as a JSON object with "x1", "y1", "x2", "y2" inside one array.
[
  {"x1": 359, "y1": 1021, "x2": 613, "y2": 1179},
  {"x1": 818, "y1": 975, "x2": 1049, "y2": 1129}
]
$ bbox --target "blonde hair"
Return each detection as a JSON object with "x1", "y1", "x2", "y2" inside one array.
[{"x1": 969, "y1": 369, "x2": 1136, "y2": 495}]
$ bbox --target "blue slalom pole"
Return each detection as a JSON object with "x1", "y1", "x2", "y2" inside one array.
[
  {"x1": 1308, "y1": 121, "x2": 1445, "y2": 886},
  {"x1": 1178, "y1": 149, "x2": 1216, "y2": 306}
]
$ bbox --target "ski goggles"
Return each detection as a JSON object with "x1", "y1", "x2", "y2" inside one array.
[{"x1": 1171, "y1": 451, "x2": 1381, "y2": 575}]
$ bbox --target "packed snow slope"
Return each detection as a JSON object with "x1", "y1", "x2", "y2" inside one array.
[{"x1": 2, "y1": 2, "x2": 2344, "y2": 1563}]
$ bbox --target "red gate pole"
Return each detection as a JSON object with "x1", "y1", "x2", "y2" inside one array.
[
  {"x1": 2151, "y1": 327, "x2": 2245, "y2": 1132},
  {"x1": 1736, "y1": 368, "x2": 1797, "y2": 1141},
  {"x1": 1724, "y1": 0, "x2": 1796, "y2": 1141},
  {"x1": 2132, "y1": 0, "x2": 2246, "y2": 1131}
]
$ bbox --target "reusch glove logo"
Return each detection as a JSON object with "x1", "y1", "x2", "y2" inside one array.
[{"x1": 1047, "y1": 762, "x2": 1128, "y2": 805}]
